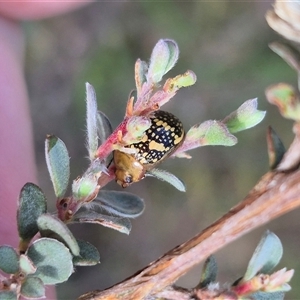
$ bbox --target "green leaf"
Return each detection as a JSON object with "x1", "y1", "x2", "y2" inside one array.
[
  {"x1": 0, "y1": 246, "x2": 19, "y2": 274},
  {"x1": 172, "y1": 70, "x2": 197, "y2": 88},
  {"x1": 86, "y1": 83, "x2": 99, "y2": 160},
  {"x1": 73, "y1": 239, "x2": 100, "y2": 266},
  {"x1": 93, "y1": 190, "x2": 145, "y2": 218},
  {"x1": 223, "y1": 99, "x2": 266, "y2": 133},
  {"x1": 19, "y1": 254, "x2": 36, "y2": 275},
  {"x1": 175, "y1": 99, "x2": 264, "y2": 157},
  {"x1": 45, "y1": 135, "x2": 70, "y2": 198},
  {"x1": 72, "y1": 174, "x2": 99, "y2": 202},
  {"x1": 0, "y1": 291, "x2": 17, "y2": 300},
  {"x1": 147, "y1": 168, "x2": 186, "y2": 192},
  {"x1": 17, "y1": 183, "x2": 47, "y2": 248},
  {"x1": 72, "y1": 210, "x2": 132, "y2": 234},
  {"x1": 198, "y1": 256, "x2": 218, "y2": 288},
  {"x1": 243, "y1": 231, "x2": 283, "y2": 282},
  {"x1": 26, "y1": 238, "x2": 73, "y2": 285},
  {"x1": 72, "y1": 158, "x2": 107, "y2": 203},
  {"x1": 186, "y1": 120, "x2": 237, "y2": 148},
  {"x1": 265, "y1": 83, "x2": 300, "y2": 121},
  {"x1": 267, "y1": 126, "x2": 286, "y2": 170},
  {"x1": 147, "y1": 39, "x2": 179, "y2": 83},
  {"x1": 37, "y1": 214, "x2": 80, "y2": 256},
  {"x1": 164, "y1": 70, "x2": 197, "y2": 93},
  {"x1": 135, "y1": 58, "x2": 148, "y2": 94},
  {"x1": 163, "y1": 39, "x2": 179, "y2": 75},
  {"x1": 20, "y1": 277, "x2": 45, "y2": 299}
]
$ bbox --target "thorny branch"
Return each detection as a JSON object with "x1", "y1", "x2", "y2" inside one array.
[{"x1": 78, "y1": 128, "x2": 300, "y2": 300}]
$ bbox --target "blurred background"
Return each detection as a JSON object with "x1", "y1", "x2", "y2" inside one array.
[{"x1": 23, "y1": 1, "x2": 299, "y2": 299}]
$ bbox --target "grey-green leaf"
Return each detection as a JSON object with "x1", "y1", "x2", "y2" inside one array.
[
  {"x1": 19, "y1": 254, "x2": 36, "y2": 275},
  {"x1": 267, "y1": 126, "x2": 286, "y2": 170},
  {"x1": 243, "y1": 231, "x2": 283, "y2": 281},
  {"x1": 0, "y1": 246, "x2": 19, "y2": 274},
  {"x1": 45, "y1": 135, "x2": 70, "y2": 198},
  {"x1": 86, "y1": 83, "x2": 99, "y2": 160},
  {"x1": 26, "y1": 238, "x2": 73, "y2": 285},
  {"x1": 147, "y1": 39, "x2": 179, "y2": 83},
  {"x1": 250, "y1": 291, "x2": 285, "y2": 300},
  {"x1": 73, "y1": 239, "x2": 100, "y2": 266},
  {"x1": 163, "y1": 39, "x2": 179, "y2": 75},
  {"x1": 198, "y1": 256, "x2": 218, "y2": 288},
  {"x1": 72, "y1": 210, "x2": 132, "y2": 234},
  {"x1": 17, "y1": 183, "x2": 47, "y2": 243},
  {"x1": 97, "y1": 110, "x2": 113, "y2": 147},
  {"x1": 93, "y1": 190, "x2": 145, "y2": 218},
  {"x1": 37, "y1": 214, "x2": 80, "y2": 256},
  {"x1": 20, "y1": 277, "x2": 45, "y2": 299},
  {"x1": 147, "y1": 168, "x2": 186, "y2": 192},
  {"x1": 0, "y1": 291, "x2": 17, "y2": 300},
  {"x1": 135, "y1": 59, "x2": 148, "y2": 93}
]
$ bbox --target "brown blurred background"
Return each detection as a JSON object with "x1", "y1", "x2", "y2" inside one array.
[{"x1": 24, "y1": 2, "x2": 299, "y2": 299}]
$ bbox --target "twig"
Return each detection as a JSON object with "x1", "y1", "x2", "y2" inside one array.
[{"x1": 78, "y1": 162, "x2": 300, "y2": 300}]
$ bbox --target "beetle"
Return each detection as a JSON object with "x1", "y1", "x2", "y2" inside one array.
[{"x1": 114, "y1": 110, "x2": 185, "y2": 187}]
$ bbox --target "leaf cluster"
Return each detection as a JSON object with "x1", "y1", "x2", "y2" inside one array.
[{"x1": 1, "y1": 39, "x2": 283, "y2": 300}]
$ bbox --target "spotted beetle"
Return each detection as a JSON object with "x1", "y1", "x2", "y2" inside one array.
[{"x1": 114, "y1": 110, "x2": 185, "y2": 187}]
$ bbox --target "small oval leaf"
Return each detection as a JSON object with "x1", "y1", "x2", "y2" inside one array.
[
  {"x1": 185, "y1": 120, "x2": 238, "y2": 148},
  {"x1": 163, "y1": 39, "x2": 179, "y2": 75},
  {"x1": 20, "y1": 277, "x2": 45, "y2": 299},
  {"x1": 97, "y1": 110, "x2": 113, "y2": 147},
  {"x1": 37, "y1": 214, "x2": 80, "y2": 256},
  {"x1": 243, "y1": 231, "x2": 283, "y2": 281},
  {"x1": 164, "y1": 70, "x2": 197, "y2": 93},
  {"x1": 73, "y1": 239, "x2": 100, "y2": 266},
  {"x1": 72, "y1": 210, "x2": 131, "y2": 234},
  {"x1": 17, "y1": 183, "x2": 47, "y2": 247},
  {"x1": 265, "y1": 83, "x2": 300, "y2": 121},
  {"x1": 0, "y1": 246, "x2": 19, "y2": 274},
  {"x1": 250, "y1": 291, "x2": 285, "y2": 300},
  {"x1": 147, "y1": 169, "x2": 186, "y2": 192},
  {"x1": 45, "y1": 135, "x2": 70, "y2": 198},
  {"x1": 223, "y1": 99, "x2": 266, "y2": 133},
  {"x1": 0, "y1": 291, "x2": 17, "y2": 300},
  {"x1": 26, "y1": 238, "x2": 73, "y2": 285},
  {"x1": 93, "y1": 190, "x2": 145, "y2": 218},
  {"x1": 198, "y1": 256, "x2": 218, "y2": 288},
  {"x1": 19, "y1": 254, "x2": 36, "y2": 275},
  {"x1": 266, "y1": 126, "x2": 286, "y2": 170},
  {"x1": 135, "y1": 59, "x2": 148, "y2": 94},
  {"x1": 147, "y1": 39, "x2": 179, "y2": 83},
  {"x1": 86, "y1": 83, "x2": 99, "y2": 160}
]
